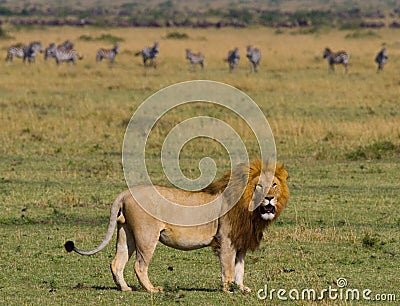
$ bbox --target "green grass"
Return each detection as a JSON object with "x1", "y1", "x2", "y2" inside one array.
[
  {"x1": 0, "y1": 26, "x2": 399, "y2": 305},
  {"x1": 1, "y1": 161, "x2": 399, "y2": 305}
]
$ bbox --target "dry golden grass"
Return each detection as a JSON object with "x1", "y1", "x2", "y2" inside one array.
[{"x1": 1, "y1": 26, "x2": 399, "y2": 160}]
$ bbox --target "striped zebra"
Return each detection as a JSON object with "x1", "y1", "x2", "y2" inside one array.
[
  {"x1": 6, "y1": 41, "x2": 42, "y2": 63},
  {"x1": 25, "y1": 42, "x2": 43, "y2": 63},
  {"x1": 226, "y1": 48, "x2": 240, "y2": 72},
  {"x1": 185, "y1": 49, "x2": 204, "y2": 70},
  {"x1": 323, "y1": 47, "x2": 349, "y2": 73},
  {"x1": 135, "y1": 41, "x2": 159, "y2": 67},
  {"x1": 246, "y1": 45, "x2": 261, "y2": 72},
  {"x1": 45, "y1": 41, "x2": 74, "y2": 61},
  {"x1": 375, "y1": 48, "x2": 388, "y2": 72},
  {"x1": 96, "y1": 45, "x2": 119, "y2": 63},
  {"x1": 44, "y1": 43, "x2": 56, "y2": 61},
  {"x1": 45, "y1": 44, "x2": 83, "y2": 65},
  {"x1": 58, "y1": 40, "x2": 74, "y2": 51}
]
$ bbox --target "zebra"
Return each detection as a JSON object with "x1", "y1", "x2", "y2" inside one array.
[
  {"x1": 185, "y1": 49, "x2": 204, "y2": 70},
  {"x1": 6, "y1": 44, "x2": 24, "y2": 62},
  {"x1": 58, "y1": 40, "x2": 74, "y2": 51},
  {"x1": 135, "y1": 41, "x2": 159, "y2": 67},
  {"x1": 375, "y1": 48, "x2": 388, "y2": 72},
  {"x1": 45, "y1": 44, "x2": 83, "y2": 65},
  {"x1": 6, "y1": 41, "x2": 42, "y2": 63},
  {"x1": 323, "y1": 47, "x2": 349, "y2": 73},
  {"x1": 45, "y1": 41, "x2": 74, "y2": 61},
  {"x1": 226, "y1": 48, "x2": 240, "y2": 72},
  {"x1": 25, "y1": 41, "x2": 43, "y2": 63},
  {"x1": 246, "y1": 45, "x2": 261, "y2": 72},
  {"x1": 44, "y1": 43, "x2": 56, "y2": 61},
  {"x1": 96, "y1": 45, "x2": 119, "y2": 63}
]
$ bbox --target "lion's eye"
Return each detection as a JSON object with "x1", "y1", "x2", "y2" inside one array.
[
  {"x1": 272, "y1": 183, "x2": 277, "y2": 189},
  {"x1": 255, "y1": 184, "x2": 263, "y2": 190}
]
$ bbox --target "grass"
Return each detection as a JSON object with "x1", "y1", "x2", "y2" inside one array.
[{"x1": 0, "y1": 26, "x2": 399, "y2": 305}]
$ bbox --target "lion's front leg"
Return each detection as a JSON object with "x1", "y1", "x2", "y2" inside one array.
[
  {"x1": 220, "y1": 251, "x2": 236, "y2": 292},
  {"x1": 218, "y1": 238, "x2": 236, "y2": 292},
  {"x1": 235, "y1": 252, "x2": 251, "y2": 293}
]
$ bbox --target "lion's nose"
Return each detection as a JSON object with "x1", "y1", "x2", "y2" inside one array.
[{"x1": 265, "y1": 196, "x2": 274, "y2": 202}]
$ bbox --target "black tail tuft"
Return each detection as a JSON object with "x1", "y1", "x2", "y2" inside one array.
[{"x1": 64, "y1": 241, "x2": 75, "y2": 253}]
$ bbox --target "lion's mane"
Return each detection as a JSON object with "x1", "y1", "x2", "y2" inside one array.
[{"x1": 203, "y1": 159, "x2": 289, "y2": 253}]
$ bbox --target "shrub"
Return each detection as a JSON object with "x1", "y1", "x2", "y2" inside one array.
[
  {"x1": 78, "y1": 34, "x2": 92, "y2": 41},
  {"x1": 97, "y1": 34, "x2": 124, "y2": 44},
  {"x1": 345, "y1": 141, "x2": 398, "y2": 160},
  {"x1": 0, "y1": 26, "x2": 13, "y2": 39},
  {"x1": 345, "y1": 30, "x2": 380, "y2": 39},
  {"x1": 362, "y1": 233, "x2": 376, "y2": 248},
  {"x1": 78, "y1": 34, "x2": 124, "y2": 44},
  {"x1": 166, "y1": 31, "x2": 189, "y2": 39}
]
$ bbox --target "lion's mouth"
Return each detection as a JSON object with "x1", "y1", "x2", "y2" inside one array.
[
  {"x1": 260, "y1": 204, "x2": 275, "y2": 221},
  {"x1": 260, "y1": 204, "x2": 275, "y2": 215}
]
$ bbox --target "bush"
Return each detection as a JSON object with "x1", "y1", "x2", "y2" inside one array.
[
  {"x1": 166, "y1": 31, "x2": 189, "y2": 39},
  {"x1": 225, "y1": 8, "x2": 252, "y2": 23},
  {"x1": 78, "y1": 34, "x2": 92, "y2": 41},
  {"x1": 339, "y1": 19, "x2": 363, "y2": 30},
  {"x1": 0, "y1": 26, "x2": 6, "y2": 37},
  {"x1": 97, "y1": 34, "x2": 124, "y2": 44},
  {"x1": 0, "y1": 6, "x2": 13, "y2": 16},
  {"x1": 362, "y1": 233, "x2": 379, "y2": 248},
  {"x1": 345, "y1": 30, "x2": 380, "y2": 39},
  {"x1": 345, "y1": 141, "x2": 398, "y2": 160},
  {"x1": 78, "y1": 34, "x2": 124, "y2": 44},
  {"x1": 0, "y1": 26, "x2": 13, "y2": 39}
]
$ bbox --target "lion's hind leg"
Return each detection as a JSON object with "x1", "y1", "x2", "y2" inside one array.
[
  {"x1": 133, "y1": 229, "x2": 163, "y2": 292},
  {"x1": 111, "y1": 223, "x2": 135, "y2": 291}
]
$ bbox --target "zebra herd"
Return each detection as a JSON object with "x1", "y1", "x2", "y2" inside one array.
[
  {"x1": 43, "y1": 40, "x2": 83, "y2": 65},
  {"x1": 6, "y1": 39, "x2": 115, "y2": 65},
  {"x1": 6, "y1": 40, "x2": 84, "y2": 65},
  {"x1": 323, "y1": 47, "x2": 388, "y2": 73},
  {"x1": 6, "y1": 41, "x2": 43, "y2": 63},
  {"x1": 5, "y1": 39, "x2": 389, "y2": 73},
  {"x1": 4, "y1": 39, "x2": 260, "y2": 72},
  {"x1": 224, "y1": 46, "x2": 261, "y2": 72},
  {"x1": 184, "y1": 45, "x2": 261, "y2": 72}
]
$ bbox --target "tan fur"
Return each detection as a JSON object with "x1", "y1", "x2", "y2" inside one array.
[{"x1": 65, "y1": 159, "x2": 289, "y2": 293}]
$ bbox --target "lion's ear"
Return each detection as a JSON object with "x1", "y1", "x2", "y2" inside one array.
[{"x1": 275, "y1": 163, "x2": 288, "y2": 181}]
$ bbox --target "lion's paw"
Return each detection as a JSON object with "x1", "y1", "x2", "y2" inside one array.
[
  {"x1": 120, "y1": 286, "x2": 133, "y2": 292},
  {"x1": 222, "y1": 283, "x2": 235, "y2": 293},
  {"x1": 239, "y1": 285, "x2": 252, "y2": 294},
  {"x1": 150, "y1": 286, "x2": 164, "y2": 292},
  {"x1": 222, "y1": 288, "x2": 234, "y2": 294}
]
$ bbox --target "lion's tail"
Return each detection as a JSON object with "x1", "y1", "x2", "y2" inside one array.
[{"x1": 64, "y1": 191, "x2": 125, "y2": 256}]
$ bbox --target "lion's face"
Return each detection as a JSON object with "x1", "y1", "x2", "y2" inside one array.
[{"x1": 251, "y1": 170, "x2": 288, "y2": 221}]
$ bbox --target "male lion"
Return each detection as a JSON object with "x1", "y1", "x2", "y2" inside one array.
[{"x1": 64, "y1": 159, "x2": 289, "y2": 293}]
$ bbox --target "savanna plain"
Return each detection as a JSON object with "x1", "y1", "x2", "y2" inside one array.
[{"x1": 0, "y1": 26, "x2": 399, "y2": 305}]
